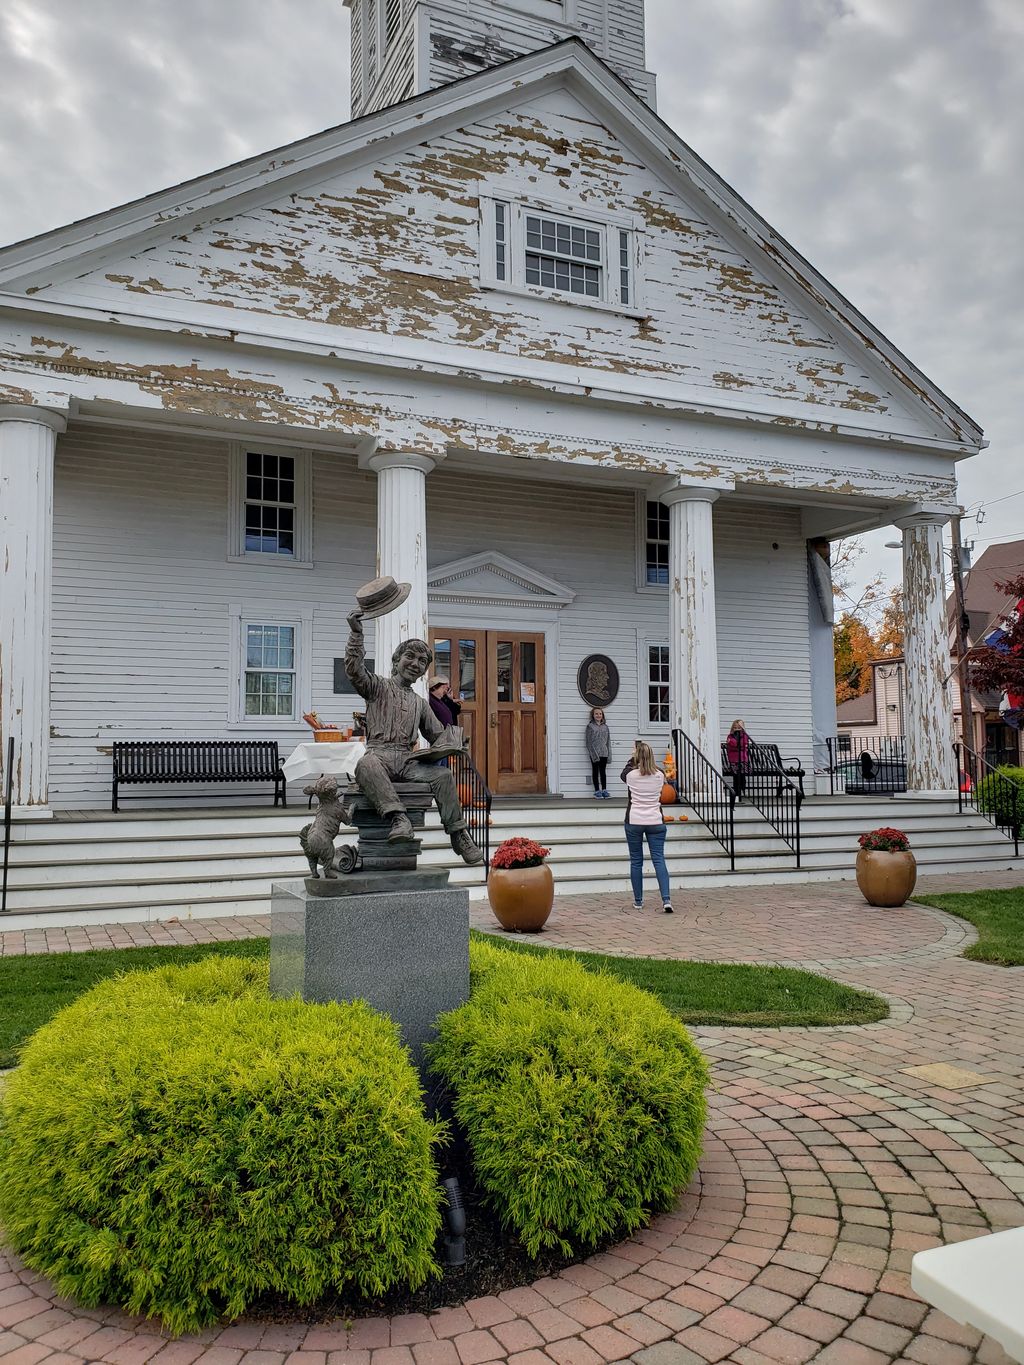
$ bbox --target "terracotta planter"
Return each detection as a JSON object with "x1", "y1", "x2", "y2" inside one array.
[
  {"x1": 856, "y1": 848, "x2": 917, "y2": 907},
  {"x1": 487, "y1": 862, "x2": 554, "y2": 932}
]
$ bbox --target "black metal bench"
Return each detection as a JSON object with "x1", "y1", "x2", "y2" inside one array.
[
  {"x1": 721, "y1": 741, "x2": 806, "y2": 797},
  {"x1": 111, "y1": 740, "x2": 286, "y2": 812}
]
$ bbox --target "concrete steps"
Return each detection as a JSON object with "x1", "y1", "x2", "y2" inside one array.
[{"x1": 0, "y1": 795, "x2": 1016, "y2": 928}]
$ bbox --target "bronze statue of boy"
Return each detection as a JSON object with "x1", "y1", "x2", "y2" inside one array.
[{"x1": 345, "y1": 606, "x2": 484, "y2": 866}]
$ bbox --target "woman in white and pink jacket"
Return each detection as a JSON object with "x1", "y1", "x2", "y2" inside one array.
[{"x1": 619, "y1": 740, "x2": 672, "y2": 913}]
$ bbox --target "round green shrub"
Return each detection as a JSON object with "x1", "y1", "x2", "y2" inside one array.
[
  {"x1": 0, "y1": 957, "x2": 443, "y2": 1333},
  {"x1": 430, "y1": 940, "x2": 709, "y2": 1257},
  {"x1": 976, "y1": 765, "x2": 1024, "y2": 831}
]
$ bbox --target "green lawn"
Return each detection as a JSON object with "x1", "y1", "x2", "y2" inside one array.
[
  {"x1": 0, "y1": 929, "x2": 887, "y2": 1069},
  {"x1": 481, "y1": 934, "x2": 888, "y2": 1028},
  {"x1": 914, "y1": 887, "x2": 1024, "y2": 966}
]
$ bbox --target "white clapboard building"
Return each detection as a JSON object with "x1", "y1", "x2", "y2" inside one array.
[{"x1": 0, "y1": 0, "x2": 1010, "y2": 920}]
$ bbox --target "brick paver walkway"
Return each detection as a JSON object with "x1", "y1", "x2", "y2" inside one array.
[{"x1": 0, "y1": 870, "x2": 1022, "y2": 1363}]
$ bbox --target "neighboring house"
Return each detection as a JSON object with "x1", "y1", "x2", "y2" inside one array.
[
  {"x1": 836, "y1": 657, "x2": 907, "y2": 753},
  {"x1": 950, "y1": 539, "x2": 1024, "y2": 767},
  {"x1": 0, "y1": 0, "x2": 985, "y2": 814}
]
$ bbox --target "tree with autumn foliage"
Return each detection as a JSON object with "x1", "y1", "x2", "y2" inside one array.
[
  {"x1": 968, "y1": 575, "x2": 1024, "y2": 695},
  {"x1": 834, "y1": 614, "x2": 876, "y2": 703},
  {"x1": 831, "y1": 538, "x2": 905, "y2": 704}
]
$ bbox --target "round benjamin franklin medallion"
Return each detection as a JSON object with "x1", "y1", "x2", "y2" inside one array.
[{"x1": 577, "y1": 654, "x2": 619, "y2": 707}]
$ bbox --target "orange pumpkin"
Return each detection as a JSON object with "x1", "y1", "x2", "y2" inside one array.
[{"x1": 661, "y1": 782, "x2": 677, "y2": 804}]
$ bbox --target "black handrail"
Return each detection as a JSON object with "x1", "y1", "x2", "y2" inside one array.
[
  {"x1": 956, "y1": 741, "x2": 1021, "y2": 857},
  {"x1": 2, "y1": 736, "x2": 13, "y2": 914},
  {"x1": 447, "y1": 750, "x2": 492, "y2": 873},
  {"x1": 742, "y1": 764, "x2": 803, "y2": 867},
  {"x1": 672, "y1": 728, "x2": 735, "y2": 870}
]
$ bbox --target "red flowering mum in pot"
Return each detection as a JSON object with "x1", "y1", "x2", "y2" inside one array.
[
  {"x1": 858, "y1": 826, "x2": 911, "y2": 853},
  {"x1": 487, "y1": 837, "x2": 554, "y2": 931},
  {"x1": 856, "y1": 827, "x2": 916, "y2": 906}
]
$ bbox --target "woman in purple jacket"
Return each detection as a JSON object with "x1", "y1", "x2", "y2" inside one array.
[
  {"x1": 725, "y1": 718, "x2": 751, "y2": 801},
  {"x1": 428, "y1": 676, "x2": 462, "y2": 728}
]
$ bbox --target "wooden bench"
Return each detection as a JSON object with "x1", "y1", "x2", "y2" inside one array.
[
  {"x1": 111, "y1": 740, "x2": 287, "y2": 812},
  {"x1": 720, "y1": 741, "x2": 806, "y2": 797}
]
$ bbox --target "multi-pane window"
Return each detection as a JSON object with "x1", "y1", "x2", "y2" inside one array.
[
  {"x1": 244, "y1": 624, "x2": 296, "y2": 718},
  {"x1": 244, "y1": 451, "x2": 295, "y2": 556},
  {"x1": 645, "y1": 500, "x2": 670, "y2": 586},
  {"x1": 648, "y1": 645, "x2": 670, "y2": 725},
  {"x1": 482, "y1": 196, "x2": 639, "y2": 309},
  {"x1": 524, "y1": 213, "x2": 603, "y2": 298}
]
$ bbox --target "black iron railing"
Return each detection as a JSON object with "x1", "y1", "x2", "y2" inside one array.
[
  {"x1": 448, "y1": 750, "x2": 492, "y2": 872},
  {"x1": 672, "y1": 728, "x2": 735, "y2": 870},
  {"x1": 2, "y1": 737, "x2": 13, "y2": 914},
  {"x1": 742, "y1": 765, "x2": 803, "y2": 867},
  {"x1": 827, "y1": 735, "x2": 907, "y2": 796},
  {"x1": 956, "y1": 742, "x2": 1021, "y2": 857}
]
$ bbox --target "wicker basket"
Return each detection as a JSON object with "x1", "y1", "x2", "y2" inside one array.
[{"x1": 313, "y1": 729, "x2": 343, "y2": 743}]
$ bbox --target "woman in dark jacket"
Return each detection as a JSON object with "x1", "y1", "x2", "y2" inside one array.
[{"x1": 428, "y1": 676, "x2": 462, "y2": 728}]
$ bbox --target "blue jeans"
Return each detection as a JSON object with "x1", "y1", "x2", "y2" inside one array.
[{"x1": 625, "y1": 823, "x2": 670, "y2": 903}]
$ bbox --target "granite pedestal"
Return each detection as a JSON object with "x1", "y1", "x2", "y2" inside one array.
[{"x1": 270, "y1": 876, "x2": 470, "y2": 1071}]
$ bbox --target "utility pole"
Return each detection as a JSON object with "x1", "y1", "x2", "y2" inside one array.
[{"x1": 950, "y1": 515, "x2": 975, "y2": 753}]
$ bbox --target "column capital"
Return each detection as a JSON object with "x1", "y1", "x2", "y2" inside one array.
[
  {"x1": 358, "y1": 449, "x2": 442, "y2": 476},
  {"x1": 657, "y1": 485, "x2": 721, "y2": 509},
  {"x1": 892, "y1": 508, "x2": 953, "y2": 531},
  {"x1": 0, "y1": 404, "x2": 67, "y2": 435}
]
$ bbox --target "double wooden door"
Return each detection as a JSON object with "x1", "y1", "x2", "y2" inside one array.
[{"x1": 429, "y1": 629, "x2": 546, "y2": 794}]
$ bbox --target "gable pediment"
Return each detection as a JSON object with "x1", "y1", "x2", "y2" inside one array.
[
  {"x1": 0, "y1": 40, "x2": 980, "y2": 448},
  {"x1": 428, "y1": 552, "x2": 575, "y2": 610}
]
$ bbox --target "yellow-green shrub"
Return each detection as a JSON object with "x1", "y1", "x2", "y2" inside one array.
[
  {"x1": 430, "y1": 941, "x2": 709, "y2": 1256},
  {"x1": 0, "y1": 957, "x2": 443, "y2": 1333}
]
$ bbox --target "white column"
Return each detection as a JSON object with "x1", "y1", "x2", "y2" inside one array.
[
  {"x1": 663, "y1": 487, "x2": 720, "y2": 760},
  {"x1": 895, "y1": 512, "x2": 956, "y2": 793},
  {"x1": 360, "y1": 450, "x2": 439, "y2": 683},
  {"x1": 0, "y1": 405, "x2": 66, "y2": 811}
]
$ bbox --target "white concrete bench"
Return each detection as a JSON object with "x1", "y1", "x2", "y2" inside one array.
[{"x1": 912, "y1": 1227, "x2": 1024, "y2": 1363}]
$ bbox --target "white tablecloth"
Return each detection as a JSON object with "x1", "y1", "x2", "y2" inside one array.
[{"x1": 282, "y1": 741, "x2": 367, "y2": 784}]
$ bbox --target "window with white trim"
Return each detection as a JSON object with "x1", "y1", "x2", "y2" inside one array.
[
  {"x1": 481, "y1": 194, "x2": 641, "y2": 311},
  {"x1": 645, "y1": 500, "x2": 670, "y2": 586},
  {"x1": 229, "y1": 444, "x2": 312, "y2": 566},
  {"x1": 647, "y1": 644, "x2": 671, "y2": 725},
  {"x1": 244, "y1": 623, "x2": 297, "y2": 719}
]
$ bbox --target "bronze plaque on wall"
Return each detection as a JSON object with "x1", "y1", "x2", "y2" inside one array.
[{"x1": 577, "y1": 655, "x2": 620, "y2": 708}]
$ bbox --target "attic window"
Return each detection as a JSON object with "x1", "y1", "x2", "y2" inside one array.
[{"x1": 480, "y1": 194, "x2": 642, "y2": 312}]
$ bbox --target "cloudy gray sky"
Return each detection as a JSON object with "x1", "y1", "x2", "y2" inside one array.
[{"x1": 1, "y1": 0, "x2": 1021, "y2": 598}]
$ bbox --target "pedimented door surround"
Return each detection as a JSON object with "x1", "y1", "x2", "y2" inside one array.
[{"x1": 427, "y1": 553, "x2": 574, "y2": 794}]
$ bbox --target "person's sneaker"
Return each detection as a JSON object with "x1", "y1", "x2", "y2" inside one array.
[
  {"x1": 632, "y1": 902, "x2": 643, "y2": 911},
  {"x1": 388, "y1": 812, "x2": 415, "y2": 842},
  {"x1": 663, "y1": 903, "x2": 674, "y2": 914},
  {"x1": 600, "y1": 790, "x2": 611, "y2": 799},
  {"x1": 450, "y1": 827, "x2": 485, "y2": 865},
  {"x1": 593, "y1": 790, "x2": 602, "y2": 798}
]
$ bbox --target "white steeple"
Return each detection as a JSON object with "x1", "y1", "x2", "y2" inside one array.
[{"x1": 345, "y1": 0, "x2": 655, "y2": 120}]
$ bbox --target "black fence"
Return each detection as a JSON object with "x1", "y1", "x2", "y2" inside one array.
[
  {"x1": 956, "y1": 742, "x2": 1021, "y2": 857},
  {"x1": 827, "y1": 736, "x2": 907, "y2": 796},
  {"x1": 448, "y1": 750, "x2": 492, "y2": 873},
  {"x1": 672, "y1": 728, "x2": 736, "y2": 870}
]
